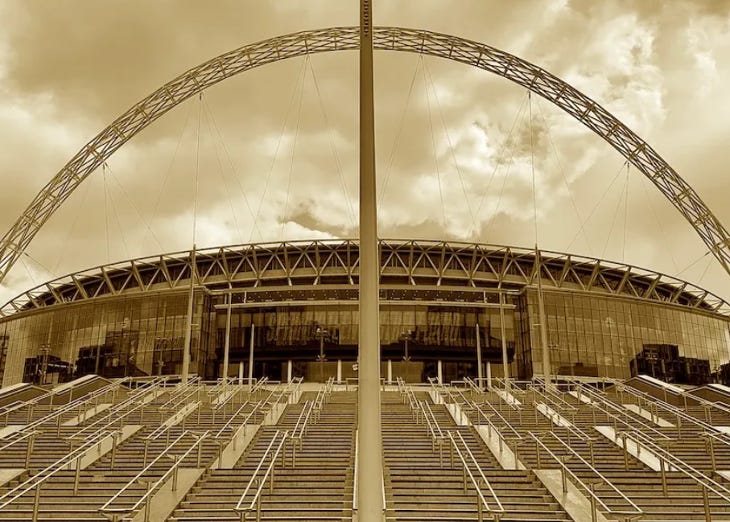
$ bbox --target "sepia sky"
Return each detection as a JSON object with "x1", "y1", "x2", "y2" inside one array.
[{"x1": 1, "y1": 0, "x2": 730, "y2": 306}]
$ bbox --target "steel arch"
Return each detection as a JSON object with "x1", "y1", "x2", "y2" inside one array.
[{"x1": 1, "y1": 26, "x2": 728, "y2": 286}]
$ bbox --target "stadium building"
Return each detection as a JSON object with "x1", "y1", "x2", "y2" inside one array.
[{"x1": 1, "y1": 239, "x2": 728, "y2": 388}]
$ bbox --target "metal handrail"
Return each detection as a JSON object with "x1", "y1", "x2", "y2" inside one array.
[
  {"x1": 617, "y1": 382, "x2": 730, "y2": 441},
  {"x1": 234, "y1": 430, "x2": 288, "y2": 516},
  {"x1": 158, "y1": 380, "x2": 201, "y2": 411},
  {"x1": 447, "y1": 431, "x2": 505, "y2": 521},
  {"x1": 70, "y1": 380, "x2": 165, "y2": 440},
  {"x1": 626, "y1": 428, "x2": 730, "y2": 504},
  {"x1": 0, "y1": 429, "x2": 116, "y2": 509},
  {"x1": 419, "y1": 400, "x2": 444, "y2": 441},
  {"x1": 100, "y1": 430, "x2": 210, "y2": 518},
  {"x1": 472, "y1": 400, "x2": 524, "y2": 442},
  {"x1": 214, "y1": 400, "x2": 259, "y2": 439},
  {"x1": 145, "y1": 400, "x2": 202, "y2": 442},
  {"x1": 578, "y1": 385, "x2": 672, "y2": 441},
  {"x1": 529, "y1": 431, "x2": 643, "y2": 518},
  {"x1": 530, "y1": 383, "x2": 579, "y2": 412}
]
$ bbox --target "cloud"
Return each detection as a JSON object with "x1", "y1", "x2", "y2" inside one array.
[{"x1": 1, "y1": 0, "x2": 730, "y2": 307}]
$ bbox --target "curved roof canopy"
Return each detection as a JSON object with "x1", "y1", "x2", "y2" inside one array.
[{"x1": 1, "y1": 239, "x2": 727, "y2": 318}]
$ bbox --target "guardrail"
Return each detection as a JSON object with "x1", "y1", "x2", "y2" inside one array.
[
  {"x1": 529, "y1": 431, "x2": 642, "y2": 522},
  {"x1": 419, "y1": 400, "x2": 446, "y2": 467},
  {"x1": 0, "y1": 429, "x2": 118, "y2": 519},
  {"x1": 447, "y1": 430, "x2": 505, "y2": 522},
  {"x1": 234, "y1": 429, "x2": 288, "y2": 521},
  {"x1": 625, "y1": 428, "x2": 730, "y2": 520},
  {"x1": 100, "y1": 430, "x2": 209, "y2": 522}
]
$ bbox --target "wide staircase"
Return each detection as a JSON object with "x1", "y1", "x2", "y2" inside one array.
[{"x1": 1, "y1": 373, "x2": 730, "y2": 520}]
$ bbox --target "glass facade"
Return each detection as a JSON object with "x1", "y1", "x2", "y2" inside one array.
[
  {"x1": 522, "y1": 289, "x2": 730, "y2": 383},
  {"x1": 0, "y1": 290, "x2": 212, "y2": 387},
  {"x1": 0, "y1": 282, "x2": 728, "y2": 386}
]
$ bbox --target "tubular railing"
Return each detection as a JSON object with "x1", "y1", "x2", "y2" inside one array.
[
  {"x1": 157, "y1": 378, "x2": 201, "y2": 411},
  {"x1": 214, "y1": 400, "x2": 258, "y2": 439},
  {"x1": 625, "y1": 427, "x2": 730, "y2": 517},
  {"x1": 5, "y1": 377, "x2": 141, "y2": 435},
  {"x1": 0, "y1": 430, "x2": 38, "y2": 467},
  {"x1": 234, "y1": 430, "x2": 288, "y2": 521},
  {"x1": 447, "y1": 430, "x2": 505, "y2": 522},
  {"x1": 577, "y1": 385, "x2": 672, "y2": 441},
  {"x1": 616, "y1": 382, "x2": 730, "y2": 445},
  {"x1": 529, "y1": 431, "x2": 643, "y2": 522},
  {"x1": 100, "y1": 430, "x2": 210, "y2": 522},
  {"x1": 419, "y1": 400, "x2": 446, "y2": 467},
  {"x1": 289, "y1": 401, "x2": 315, "y2": 467},
  {"x1": 0, "y1": 429, "x2": 117, "y2": 516}
]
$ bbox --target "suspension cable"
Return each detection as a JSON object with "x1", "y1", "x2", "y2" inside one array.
[
  {"x1": 251, "y1": 57, "x2": 308, "y2": 243},
  {"x1": 533, "y1": 97, "x2": 594, "y2": 255},
  {"x1": 307, "y1": 57, "x2": 356, "y2": 231},
  {"x1": 602, "y1": 163, "x2": 630, "y2": 259},
  {"x1": 528, "y1": 91, "x2": 538, "y2": 246},
  {"x1": 281, "y1": 56, "x2": 307, "y2": 241},
  {"x1": 102, "y1": 164, "x2": 111, "y2": 263},
  {"x1": 200, "y1": 98, "x2": 246, "y2": 244},
  {"x1": 378, "y1": 55, "x2": 422, "y2": 211},
  {"x1": 622, "y1": 162, "x2": 630, "y2": 262},
  {"x1": 422, "y1": 56, "x2": 448, "y2": 231},
  {"x1": 193, "y1": 93, "x2": 203, "y2": 246},
  {"x1": 423, "y1": 58, "x2": 478, "y2": 238}
]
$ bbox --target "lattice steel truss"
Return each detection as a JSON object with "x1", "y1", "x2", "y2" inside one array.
[
  {"x1": 1, "y1": 239, "x2": 727, "y2": 317},
  {"x1": 1, "y1": 27, "x2": 728, "y2": 289}
]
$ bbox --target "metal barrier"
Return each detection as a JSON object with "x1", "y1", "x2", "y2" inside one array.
[
  {"x1": 234, "y1": 430, "x2": 288, "y2": 521},
  {"x1": 447, "y1": 431, "x2": 505, "y2": 522},
  {"x1": 529, "y1": 431, "x2": 643, "y2": 522},
  {"x1": 0, "y1": 429, "x2": 118, "y2": 520},
  {"x1": 100, "y1": 430, "x2": 210, "y2": 522},
  {"x1": 625, "y1": 428, "x2": 730, "y2": 521}
]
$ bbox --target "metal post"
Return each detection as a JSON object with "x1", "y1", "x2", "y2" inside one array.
[
  {"x1": 223, "y1": 292, "x2": 232, "y2": 382},
  {"x1": 387, "y1": 360, "x2": 392, "y2": 383},
  {"x1": 287, "y1": 360, "x2": 292, "y2": 383},
  {"x1": 660, "y1": 456, "x2": 667, "y2": 496},
  {"x1": 535, "y1": 247, "x2": 552, "y2": 390},
  {"x1": 703, "y1": 485, "x2": 711, "y2": 522},
  {"x1": 589, "y1": 483, "x2": 597, "y2": 522},
  {"x1": 357, "y1": 1, "x2": 384, "y2": 519},
  {"x1": 437, "y1": 360, "x2": 443, "y2": 385},
  {"x1": 248, "y1": 323, "x2": 255, "y2": 392},
  {"x1": 476, "y1": 322, "x2": 483, "y2": 387},
  {"x1": 25, "y1": 433, "x2": 35, "y2": 468},
  {"x1": 74, "y1": 456, "x2": 81, "y2": 494},
  {"x1": 32, "y1": 485, "x2": 41, "y2": 522},
  {"x1": 172, "y1": 455, "x2": 179, "y2": 491},
  {"x1": 338, "y1": 359, "x2": 343, "y2": 383},
  {"x1": 499, "y1": 292, "x2": 510, "y2": 390},
  {"x1": 181, "y1": 244, "x2": 196, "y2": 383}
]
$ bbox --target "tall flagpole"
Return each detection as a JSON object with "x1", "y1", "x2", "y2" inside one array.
[{"x1": 358, "y1": 0, "x2": 384, "y2": 519}]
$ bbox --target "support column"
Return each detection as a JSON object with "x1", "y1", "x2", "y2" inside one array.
[
  {"x1": 337, "y1": 360, "x2": 342, "y2": 383},
  {"x1": 486, "y1": 362, "x2": 492, "y2": 390},
  {"x1": 222, "y1": 293, "x2": 232, "y2": 381},
  {"x1": 536, "y1": 246, "x2": 552, "y2": 390},
  {"x1": 287, "y1": 360, "x2": 292, "y2": 383},
  {"x1": 357, "y1": 1, "x2": 384, "y2": 519},
  {"x1": 248, "y1": 323, "x2": 255, "y2": 392},
  {"x1": 475, "y1": 322, "x2": 483, "y2": 388},
  {"x1": 238, "y1": 362, "x2": 243, "y2": 386},
  {"x1": 437, "y1": 360, "x2": 443, "y2": 385},
  {"x1": 499, "y1": 291, "x2": 510, "y2": 389},
  {"x1": 181, "y1": 244, "x2": 196, "y2": 383},
  {"x1": 387, "y1": 360, "x2": 392, "y2": 384}
]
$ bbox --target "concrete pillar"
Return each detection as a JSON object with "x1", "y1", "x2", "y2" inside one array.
[
  {"x1": 238, "y1": 362, "x2": 243, "y2": 385},
  {"x1": 476, "y1": 322, "x2": 483, "y2": 388},
  {"x1": 499, "y1": 291, "x2": 510, "y2": 388},
  {"x1": 222, "y1": 293, "x2": 232, "y2": 381},
  {"x1": 486, "y1": 362, "x2": 492, "y2": 390},
  {"x1": 248, "y1": 323, "x2": 255, "y2": 392},
  {"x1": 387, "y1": 360, "x2": 392, "y2": 383},
  {"x1": 437, "y1": 360, "x2": 443, "y2": 385},
  {"x1": 337, "y1": 360, "x2": 342, "y2": 383},
  {"x1": 356, "y1": 1, "x2": 383, "y2": 518},
  {"x1": 181, "y1": 244, "x2": 196, "y2": 383},
  {"x1": 287, "y1": 360, "x2": 292, "y2": 383}
]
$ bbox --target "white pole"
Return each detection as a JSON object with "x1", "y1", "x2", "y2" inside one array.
[
  {"x1": 357, "y1": 1, "x2": 383, "y2": 519},
  {"x1": 181, "y1": 244, "x2": 196, "y2": 384},
  {"x1": 287, "y1": 360, "x2": 292, "y2": 383},
  {"x1": 536, "y1": 246, "x2": 552, "y2": 389},
  {"x1": 337, "y1": 359, "x2": 343, "y2": 383},
  {"x1": 223, "y1": 293, "x2": 232, "y2": 382},
  {"x1": 499, "y1": 292, "x2": 510, "y2": 389},
  {"x1": 248, "y1": 323, "x2": 255, "y2": 392},
  {"x1": 437, "y1": 360, "x2": 443, "y2": 385},
  {"x1": 486, "y1": 362, "x2": 492, "y2": 390},
  {"x1": 238, "y1": 362, "x2": 243, "y2": 385},
  {"x1": 387, "y1": 360, "x2": 392, "y2": 384},
  {"x1": 476, "y1": 322, "x2": 483, "y2": 388}
]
